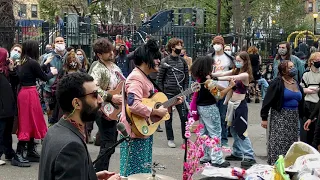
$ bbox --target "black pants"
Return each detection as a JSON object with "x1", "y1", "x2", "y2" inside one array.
[
  {"x1": 301, "y1": 101, "x2": 317, "y2": 145},
  {"x1": 165, "y1": 94, "x2": 187, "y2": 141},
  {"x1": 0, "y1": 117, "x2": 15, "y2": 157},
  {"x1": 94, "y1": 117, "x2": 118, "y2": 171}
]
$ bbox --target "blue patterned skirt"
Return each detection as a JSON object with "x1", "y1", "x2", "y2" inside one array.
[{"x1": 120, "y1": 135, "x2": 153, "y2": 177}]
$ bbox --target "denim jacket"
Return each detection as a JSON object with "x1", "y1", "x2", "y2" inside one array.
[
  {"x1": 43, "y1": 51, "x2": 67, "y2": 92},
  {"x1": 273, "y1": 55, "x2": 305, "y2": 82}
]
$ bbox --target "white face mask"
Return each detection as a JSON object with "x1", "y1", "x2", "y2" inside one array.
[
  {"x1": 213, "y1": 44, "x2": 222, "y2": 52},
  {"x1": 225, "y1": 50, "x2": 232, "y2": 55},
  {"x1": 55, "y1": 43, "x2": 65, "y2": 52}
]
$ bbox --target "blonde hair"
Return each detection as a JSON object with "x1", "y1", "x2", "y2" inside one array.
[{"x1": 308, "y1": 52, "x2": 320, "y2": 67}]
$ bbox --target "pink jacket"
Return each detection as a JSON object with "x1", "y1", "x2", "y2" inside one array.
[
  {"x1": 120, "y1": 68, "x2": 154, "y2": 138},
  {"x1": 188, "y1": 78, "x2": 200, "y2": 121}
]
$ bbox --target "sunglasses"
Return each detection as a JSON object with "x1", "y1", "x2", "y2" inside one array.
[{"x1": 79, "y1": 90, "x2": 99, "y2": 99}]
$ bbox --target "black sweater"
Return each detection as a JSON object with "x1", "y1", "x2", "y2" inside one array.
[
  {"x1": 0, "y1": 71, "x2": 19, "y2": 118},
  {"x1": 157, "y1": 55, "x2": 189, "y2": 95},
  {"x1": 260, "y1": 77, "x2": 305, "y2": 120},
  {"x1": 17, "y1": 58, "x2": 53, "y2": 86}
]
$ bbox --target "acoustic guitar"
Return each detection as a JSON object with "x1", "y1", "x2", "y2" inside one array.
[
  {"x1": 101, "y1": 71, "x2": 126, "y2": 120},
  {"x1": 126, "y1": 82, "x2": 201, "y2": 138}
]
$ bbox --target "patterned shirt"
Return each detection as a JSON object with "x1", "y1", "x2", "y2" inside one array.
[{"x1": 89, "y1": 61, "x2": 123, "y2": 100}]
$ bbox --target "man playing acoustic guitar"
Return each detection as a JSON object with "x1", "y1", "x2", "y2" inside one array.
[
  {"x1": 90, "y1": 38, "x2": 123, "y2": 171},
  {"x1": 119, "y1": 39, "x2": 183, "y2": 177}
]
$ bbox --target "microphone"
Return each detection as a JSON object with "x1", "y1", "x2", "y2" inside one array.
[
  {"x1": 162, "y1": 63, "x2": 182, "y2": 72},
  {"x1": 116, "y1": 122, "x2": 130, "y2": 138}
]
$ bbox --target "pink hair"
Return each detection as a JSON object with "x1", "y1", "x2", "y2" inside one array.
[{"x1": 0, "y1": 48, "x2": 8, "y2": 76}]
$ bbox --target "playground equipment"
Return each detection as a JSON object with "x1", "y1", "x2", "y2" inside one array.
[
  {"x1": 135, "y1": 8, "x2": 207, "y2": 58},
  {"x1": 287, "y1": 30, "x2": 320, "y2": 48}
]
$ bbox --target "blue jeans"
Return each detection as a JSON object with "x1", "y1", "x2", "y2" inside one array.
[
  {"x1": 216, "y1": 98, "x2": 228, "y2": 146},
  {"x1": 257, "y1": 78, "x2": 269, "y2": 100},
  {"x1": 198, "y1": 104, "x2": 224, "y2": 164},
  {"x1": 230, "y1": 127, "x2": 255, "y2": 160}
]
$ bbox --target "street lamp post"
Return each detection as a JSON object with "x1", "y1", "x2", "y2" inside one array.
[{"x1": 313, "y1": 13, "x2": 318, "y2": 35}]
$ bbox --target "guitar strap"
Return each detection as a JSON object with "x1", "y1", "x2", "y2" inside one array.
[{"x1": 136, "y1": 67, "x2": 163, "y2": 93}]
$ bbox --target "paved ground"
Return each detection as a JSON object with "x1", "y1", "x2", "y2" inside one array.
[{"x1": 0, "y1": 101, "x2": 268, "y2": 180}]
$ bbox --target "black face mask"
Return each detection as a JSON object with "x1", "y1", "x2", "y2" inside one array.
[
  {"x1": 314, "y1": 61, "x2": 320, "y2": 68},
  {"x1": 80, "y1": 100, "x2": 102, "y2": 123},
  {"x1": 174, "y1": 49, "x2": 182, "y2": 55}
]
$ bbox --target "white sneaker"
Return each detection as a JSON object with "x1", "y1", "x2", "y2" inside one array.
[
  {"x1": 0, "y1": 160, "x2": 6, "y2": 165},
  {"x1": 168, "y1": 140, "x2": 176, "y2": 148}
]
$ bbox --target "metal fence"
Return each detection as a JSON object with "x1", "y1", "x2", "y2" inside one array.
[{"x1": 0, "y1": 22, "x2": 286, "y2": 63}]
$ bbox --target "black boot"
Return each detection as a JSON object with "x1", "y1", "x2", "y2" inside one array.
[
  {"x1": 26, "y1": 138, "x2": 40, "y2": 162},
  {"x1": 11, "y1": 141, "x2": 30, "y2": 167}
]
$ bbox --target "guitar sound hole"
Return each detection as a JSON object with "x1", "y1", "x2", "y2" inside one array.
[{"x1": 154, "y1": 103, "x2": 161, "y2": 109}]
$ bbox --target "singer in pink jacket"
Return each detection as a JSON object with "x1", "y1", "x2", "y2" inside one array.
[{"x1": 119, "y1": 39, "x2": 182, "y2": 177}]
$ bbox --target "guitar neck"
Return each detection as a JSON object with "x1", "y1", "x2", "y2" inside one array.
[{"x1": 162, "y1": 88, "x2": 193, "y2": 108}]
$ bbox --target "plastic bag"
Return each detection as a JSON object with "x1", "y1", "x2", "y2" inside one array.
[
  {"x1": 274, "y1": 155, "x2": 290, "y2": 180},
  {"x1": 284, "y1": 142, "x2": 320, "y2": 169},
  {"x1": 245, "y1": 164, "x2": 274, "y2": 180}
]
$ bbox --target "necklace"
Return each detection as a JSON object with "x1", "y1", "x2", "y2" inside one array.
[{"x1": 282, "y1": 77, "x2": 295, "y2": 84}]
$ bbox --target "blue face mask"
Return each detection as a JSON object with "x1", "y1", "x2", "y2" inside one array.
[
  {"x1": 235, "y1": 61, "x2": 243, "y2": 68},
  {"x1": 77, "y1": 55, "x2": 84, "y2": 62},
  {"x1": 289, "y1": 68, "x2": 297, "y2": 77},
  {"x1": 10, "y1": 51, "x2": 21, "y2": 60}
]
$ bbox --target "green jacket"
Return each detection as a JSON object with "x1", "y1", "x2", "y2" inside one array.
[{"x1": 273, "y1": 55, "x2": 305, "y2": 82}]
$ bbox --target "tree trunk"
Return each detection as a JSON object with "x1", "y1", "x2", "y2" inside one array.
[{"x1": 0, "y1": 0, "x2": 15, "y2": 50}]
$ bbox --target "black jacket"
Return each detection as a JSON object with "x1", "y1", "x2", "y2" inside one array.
[
  {"x1": 0, "y1": 71, "x2": 18, "y2": 119},
  {"x1": 260, "y1": 77, "x2": 305, "y2": 120},
  {"x1": 39, "y1": 119, "x2": 97, "y2": 180},
  {"x1": 157, "y1": 55, "x2": 189, "y2": 95}
]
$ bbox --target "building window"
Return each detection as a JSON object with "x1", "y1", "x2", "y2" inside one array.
[
  {"x1": 19, "y1": 4, "x2": 27, "y2": 17},
  {"x1": 113, "y1": 11, "x2": 119, "y2": 22},
  {"x1": 31, "y1": 5, "x2": 38, "y2": 18},
  {"x1": 309, "y1": 2, "x2": 313, "y2": 13},
  {"x1": 318, "y1": 5, "x2": 320, "y2": 12}
]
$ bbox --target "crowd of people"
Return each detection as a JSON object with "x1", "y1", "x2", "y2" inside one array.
[{"x1": 0, "y1": 33, "x2": 320, "y2": 179}]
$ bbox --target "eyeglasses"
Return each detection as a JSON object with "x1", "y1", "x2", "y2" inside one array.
[{"x1": 79, "y1": 90, "x2": 99, "y2": 99}]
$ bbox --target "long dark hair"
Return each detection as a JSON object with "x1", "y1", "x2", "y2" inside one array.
[
  {"x1": 21, "y1": 40, "x2": 40, "y2": 62},
  {"x1": 233, "y1": 51, "x2": 254, "y2": 82},
  {"x1": 191, "y1": 56, "x2": 214, "y2": 79},
  {"x1": 134, "y1": 39, "x2": 161, "y2": 69},
  {"x1": 276, "y1": 41, "x2": 291, "y2": 60}
]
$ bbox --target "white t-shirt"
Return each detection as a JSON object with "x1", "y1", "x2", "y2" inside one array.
[{"x1": 213, "y1": 54, "x2": 233, "y2": 88}]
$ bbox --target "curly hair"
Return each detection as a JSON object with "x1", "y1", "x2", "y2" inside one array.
[
  {"x1": 166, "y1": 38, "x2": 184, "y2": 53},
  {"x1": 191, "y1": 56, "x2": 214, "y2": 79},
  {"x1": 93, "y1": 38, "x2": 114, "y2": 55},
  {"x1": 64, "y1": 52, "x2": 81, "y2": 71},
  {"x1": 56, "y1": 72, "x2": 94, "y2": 113},
  {"x1": 233, "y1": 51, "x2": 254, "y2": 82}
]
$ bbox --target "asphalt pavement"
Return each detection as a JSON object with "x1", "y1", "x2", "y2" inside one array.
[{"x1": 0, "y1": 101, "x2": 268, "y2": 180}]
